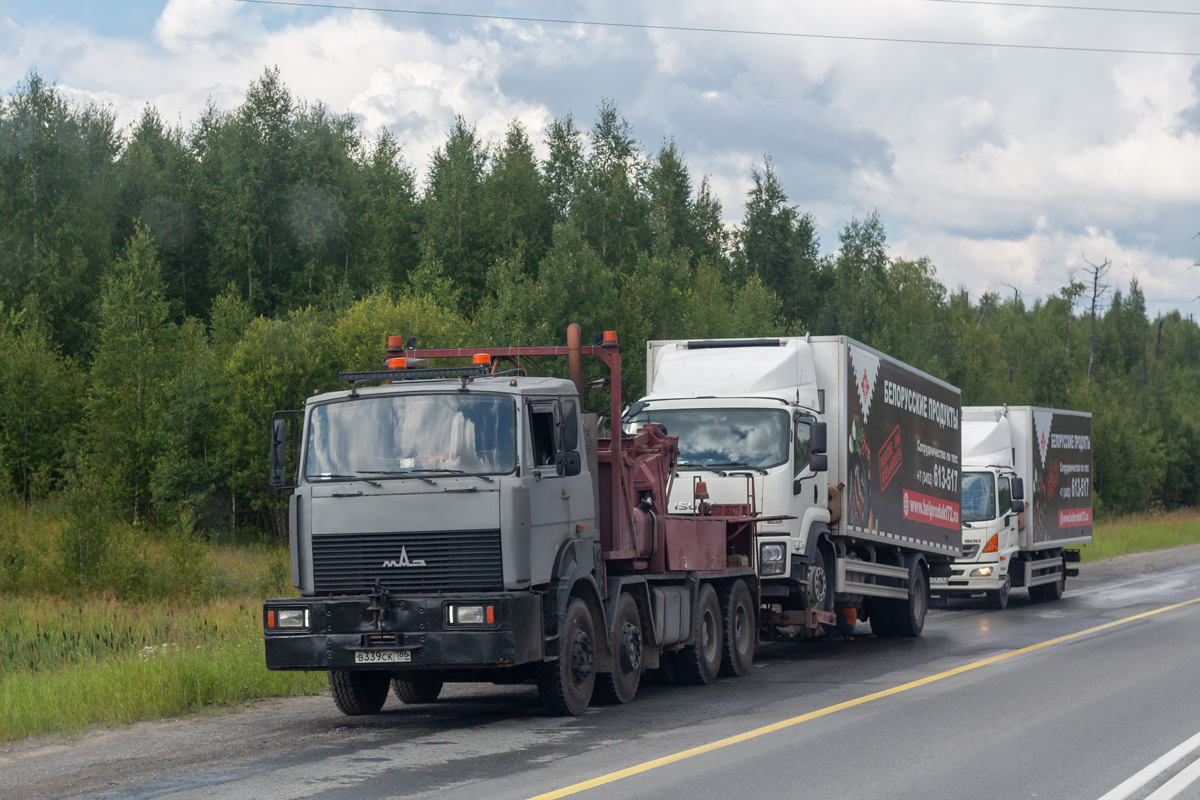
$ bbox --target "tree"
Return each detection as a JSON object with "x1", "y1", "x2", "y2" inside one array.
[{"x1": 1082, "y1": 255, "x2": 1111, "y2": 384}]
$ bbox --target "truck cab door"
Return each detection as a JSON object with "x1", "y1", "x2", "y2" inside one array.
[
  {"x1": 787, "y1": 417, "x2": 826, "y2": 542},
  {"x1": 998, "y1": 474, "x2": 1017, "y2": 552},
  {"x1": 527, "y1": 399, "x2": 571, "y2": 584}
]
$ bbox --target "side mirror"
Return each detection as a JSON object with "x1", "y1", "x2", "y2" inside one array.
[
  {"x1": 810, "y1": 422, "x2": 827, "y2": 455},
  {"x1": 561, "y1": 403, "x2": 579, "y2": 452},
  {"x1": 808, "y1": 453, "x2": 828, "y2": 473},
  {"x1": 269, "y1": 418, "x2": 287, "y2": 486},
  {"x1": 557, "y1": 450, "x2": 582, "y2": 477},
  {"x1": 1011, "y1": 477, "x2": 1024, "y2": 501},
  {"x1": 1012, "y1": 499, "x2": 1025, "y2": 514},
  {"x1": 623, "y1": 400, "x2": 647, "y2": 420}
]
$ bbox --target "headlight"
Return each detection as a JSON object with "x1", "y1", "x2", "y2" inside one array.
[
  {"x1": 446, "y1": 604, "x2": 495, "y2": 625},
  {"x1": 760, "y1": 543, "x2": 786, "y2": 576},
  {"x1": 970, "y1": 566, "x2": 994, "y2": 577},
  {"x1": 270, "y1": 608, "x2": 309, "y2": 629}
]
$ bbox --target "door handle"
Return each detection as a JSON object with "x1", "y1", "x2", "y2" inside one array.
[{"x1": 561, "y1": 489, "x2": 570, "y2": 500}]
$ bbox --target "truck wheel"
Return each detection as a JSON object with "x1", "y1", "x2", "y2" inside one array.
[
  {"x1": 890, "y1": 562, "x2": 928, "y2": 637},
  {"x1": 594, "y1": 593, "x2": 644, "y2": 704},
  {"x1": 719, "y1": 579, "x2": 755, "y2": 677},
  {"x1": 392, "y1": 676, "x2": 443, "y2": 704},
  {"x1": 1030, "y1": 557, "x2": 1065, "y2": 602},
  {"x1": 677, "y1": 583, "x2": 723, "y2": 685},
  {"x1": 867, "y1": 597, "x2": 894, "y2": 637},
  {"x1": 536, "y1": 597, "x2": 596, "y2": 716},
  {"x1": 986, "y1": 576, "x2": 1010, "y2": 610},
  {"x1": 328, "y1": 670, "x2": 390, "y2": 716}
]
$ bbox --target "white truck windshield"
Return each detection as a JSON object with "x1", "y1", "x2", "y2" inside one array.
[
  {"x1": 961, "y1": 471, "x2": 997, "y2": 522},
  {"x1": 305, "y1": 394, "x2": 517, "y2": 480},
  {"x1": 624, "y1": 408, "x2": 790, "y2": 469}
]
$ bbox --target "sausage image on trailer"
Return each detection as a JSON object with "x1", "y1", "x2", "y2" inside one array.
[
  {"x1": 635, "y1": 336, "x2": 963, "y2": 639},
  {"x1": 932, "y1": 406, "x2": 1093, "y2": 608}
]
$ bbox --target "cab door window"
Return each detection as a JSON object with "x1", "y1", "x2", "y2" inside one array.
[
  {"x1": 998, "y1": 476, "x2": 1012, "y2": 520},
  {"x1": 528, "y1": 401, "x2": 561, "y2": 472},
  {"x1": 794, "y1": 421, "x2": 812, "y2": 478}
]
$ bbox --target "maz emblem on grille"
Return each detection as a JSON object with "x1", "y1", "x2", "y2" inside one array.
[{"x1": 382, "y1": 547, "x2": 427, "y2": 568}]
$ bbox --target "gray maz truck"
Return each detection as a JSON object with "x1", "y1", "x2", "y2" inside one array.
[
  {"x1": 263, "y1": 327, "x2": 766, "y2": 716},
  {"x1": 931, "y1": 406, "x2": 1092, "y2": 608},
  {"x1": 632, "y1": 336, "x2": 964, "y2": 639}
]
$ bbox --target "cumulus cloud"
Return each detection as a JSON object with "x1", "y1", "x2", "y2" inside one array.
[{"x1": 1, "y1": 0, "x2": 1198, "y2": 313}]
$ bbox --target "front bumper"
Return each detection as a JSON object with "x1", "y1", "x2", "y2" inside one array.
[
  {"x1": 263, "y1": 593, "x2": 543, "y2": 671},
  {"x1": 930, "y1": 562, "x2": 1005, "y2": 594}
]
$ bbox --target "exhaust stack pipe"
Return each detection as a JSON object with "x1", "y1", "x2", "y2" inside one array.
[{"x1": 567, "y1": 323, "x2": 583, "y2": 399}]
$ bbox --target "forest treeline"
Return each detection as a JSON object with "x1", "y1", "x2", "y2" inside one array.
[{"x1": 0, "y1": 68, "x2": 1197, "y2": 564}]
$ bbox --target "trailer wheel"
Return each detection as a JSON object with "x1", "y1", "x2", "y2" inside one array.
[
  {"x1": 537, "y1": 597, "x2": 596, "y2": 716},
  {"x1": 986, "y1": 575, "x2": 1010, "y2": 610},
  {"x1": 890, "y1": 561, "x2": 928, "y2": 637},
  {"x1": 594, "y1": 593, "x2": 644, "y2": 704},
  {"x1": 719, "y1": 580, "x2": 755, "y2": 677},
  {"x1": 328, "y1": 670, "x2": 390, "y2": 716},
  {"x1": 392, "y1": 676, "x2": 444, "y2": 704},
  {"x1": 867, "y1": 597, "x2": 894, "y2": 637},
  {"x1": 677, "y1": 583, "x2": 723, "y2": 685}
]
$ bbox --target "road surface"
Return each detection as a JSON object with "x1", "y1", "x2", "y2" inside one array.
[{"x1": 3, "y1": 545, "x2": 1200, "y2": 800}]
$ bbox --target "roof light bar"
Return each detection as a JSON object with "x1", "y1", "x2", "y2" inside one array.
[{"x1": 338, "y1": 366, "x2": 488, "y2": 384}]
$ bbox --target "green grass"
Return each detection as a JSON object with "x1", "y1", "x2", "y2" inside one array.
[
  {"x1": 1080, "y1": 509, "x2": 1200, "y2": 563},
  {"x1": 0, "y1": 596, "x2": 325, "y2": 742}
]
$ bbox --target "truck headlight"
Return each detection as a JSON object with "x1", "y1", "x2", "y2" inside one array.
[
  {"x1": 269, "y1": 608, "x2": 309, "y2": 629},
  {"x1": 970, "y1": 566, "x2": 994, "y2": 577},
  {"x1": 760, "y1": 543, "x2": 786, "y2": 576},
  {"x1": 446, "y1": 604, "x2": 495, "y2": 625}
]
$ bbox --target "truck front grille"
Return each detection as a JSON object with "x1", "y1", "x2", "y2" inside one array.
[
  {"x1": 960, "y1": 544, "x2": 980, "y2": 559},
  {"x1": 311, "y1": 530, "x2": 503, "y2": 595}
]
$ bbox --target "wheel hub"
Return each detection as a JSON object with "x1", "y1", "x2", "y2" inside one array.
[
  {"x1": 570, "y1": 629, "x2": 594, "y2": 686},
  {"x1": 620, "y1": 621, "x2": 642, "y2": 673},
  {"x1": 806, "y1": 563, "x2": 828, "y2": 608}
]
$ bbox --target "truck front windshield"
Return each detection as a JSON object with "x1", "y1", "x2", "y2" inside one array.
[
  {"x1": 961, "y1": 471, "x2": 997, "y2": 522},
  {"x1": 624, "y1": 408, "x2": 789, "y2": 469},
  {"x1": 305, "y1": 394, "x2": 517, "y2": 480}
]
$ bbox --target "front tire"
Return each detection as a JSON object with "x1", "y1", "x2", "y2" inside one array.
[
  {"x1": 537, "y1": 597, "x2": 596, "y2": 716},
  {"x1": 986, "y1": 575, "x2": 1011, "y2": 610},
  {"x1": 677, "y1": 583, "x2": 723, "y2": 685},
  {"x1": 719, "y1": 580, "x2": 755, "y2": 677},
  {"x1": 594, "y1": 593, "x2": 644, "y2": 704},
  {"x1": 392, "y1": 676, "x2": 444, "y2": 704},
  {"x1": 329, "y1": 670, "x2": 390, "y2": 716}
]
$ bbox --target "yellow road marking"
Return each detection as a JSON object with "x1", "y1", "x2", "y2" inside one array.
[{"x1": 526, "y1": 596, "x2": 1200, "y2": 800}]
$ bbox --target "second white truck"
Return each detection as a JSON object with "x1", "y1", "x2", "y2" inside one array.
[{"x1": 932, "y1": 405, "x2": 1093, "y2": 608}]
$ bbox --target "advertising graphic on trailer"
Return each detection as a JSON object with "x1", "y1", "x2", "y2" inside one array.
[
  {"x1": 1031, "y1": 410, "x2": 1094, "y2": 544},
  {"x1": 844, "y1": 344, "x2": 963, "y2": 553}
]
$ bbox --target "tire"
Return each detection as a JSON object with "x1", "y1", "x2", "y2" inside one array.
[
  {"x1": 392, "y1": 676, "x2": 444, "y2": 704},
  {"x1": 867, "y1": 596, "x2": 894, "y2": 637},
  {"x1": 719, "y1": 580, "x2": 755, "y2": 677},
  {"x1": 594, "y1": 593, "x2": 644, "y2": 704},
  {"x1": 805, "y1": 548, "x2": 834, "y2": 613},
  {"x1": 890, "y1": 561, "x2": 928, "y2": 638},
  {"x1": 677, "y1": 583, "x2": 723, "y2": 685},
  {"x1": 328, "y1": 670, "x2": 390, "y2": 716},
  {"x1": 536, "y1": 597, "x2": 596, "y2": 716},
  {"x1": 1030, "y1": 557, "x2": 1065, "y2": 602},
  {"x1": 986, "y1": 575, "x2": 1010, "y2": 610}
]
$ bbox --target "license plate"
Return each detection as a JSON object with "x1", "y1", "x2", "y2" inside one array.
[
  {"x1": 354, "y1": 650, "x2": 411, "y2": 664},
  {"x1": 930, "y1": 577, "x2": 948, "y2": 583}
]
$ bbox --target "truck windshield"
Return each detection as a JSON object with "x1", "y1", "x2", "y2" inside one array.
[
  {"x1": 305, "y1": 394, "x2": 517, "y2": 480},
  {"x1": 623, "y1": 409, "x2": 790, "y2": 469},
  {"x1": 962, "y1": 471, "x2": 997, "y2": 522}
]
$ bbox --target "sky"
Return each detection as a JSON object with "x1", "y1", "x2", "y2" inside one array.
[{"x1": 2, "y1": 0, "x2": 1199, "y2": 317}]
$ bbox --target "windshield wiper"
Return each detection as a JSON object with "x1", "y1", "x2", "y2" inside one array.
[
  {"x1": 677, "y1": 462, "x2": 727, "y2": 475},
  {"x1": 962, "y1": 521, "x2": 975, "y2": 529},
  {"x1": 704, "y1": 461, "x2": 769, "y2": 475},
  {"x1": 307, "y1": 473, "x2": 381, "y2": 487},
  {"x1": 409, "y1": 468, "x2": 494, "y2": 483},
  {"x1": 355, "y1": 470, "x2": 437, "y2": 486}
]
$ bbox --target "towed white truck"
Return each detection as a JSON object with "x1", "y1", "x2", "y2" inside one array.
[
  {"x1": 631, "y1": 337, "x2": 963, "y2": 639},
  {"x1": 932, "y1": 406, "x2": 1093, "y2": 608}
]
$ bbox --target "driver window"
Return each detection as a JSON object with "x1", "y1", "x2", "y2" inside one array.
[
  {"x1": 794, "y1": 420, "x2": 812, "y2": 478},
  {"x1": 998, "y1": 476, "x2": 1012, "y2": 517},
  {"x1": 528, "y1": 402, "x2": 560, "y2": 471}
]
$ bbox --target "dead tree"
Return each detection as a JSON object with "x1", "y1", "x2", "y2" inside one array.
[{"x1": 1082, "y1": 255, "x2": 1112, "y2": 385}]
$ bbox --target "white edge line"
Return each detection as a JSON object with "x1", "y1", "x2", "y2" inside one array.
[
  {"x1": 1098, "y1": 729, "x2": 1200, "y2": 800},
  {"x1": 1144, "y1": 755, "x2": 1200, "y2": 800}
]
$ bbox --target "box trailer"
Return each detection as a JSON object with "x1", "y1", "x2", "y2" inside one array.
[
  {"x1": 633, "y1": 336, "x2": 962, "y2": 638},
  {"x1": 931, "y1": 405, "x2": 1092, "y2": 608}
]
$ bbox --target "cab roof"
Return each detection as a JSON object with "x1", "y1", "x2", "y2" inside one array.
[{"x1": 308, "y1": 375, "x2": 577, "y2": 405}]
